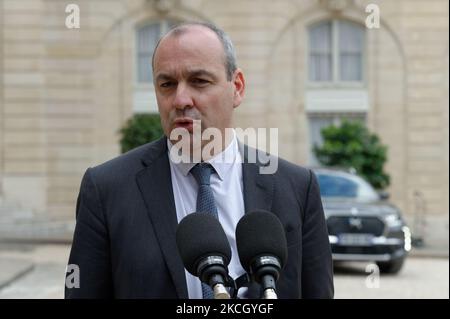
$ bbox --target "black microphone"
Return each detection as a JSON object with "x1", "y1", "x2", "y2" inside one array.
[
  {"x1": 176, "y1": 212, "x2": 232, "y2": 299},
  {"x1": 235, "y1": 210, "x2": 288, "y2": 299}
]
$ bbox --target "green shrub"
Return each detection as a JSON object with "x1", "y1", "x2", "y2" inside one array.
[
  {"x1": 119, "y1": 114, "x2": 164, "y2": 153},
  {"x1": 313, "y1": 120, "x2": 390, "y2": 189}
]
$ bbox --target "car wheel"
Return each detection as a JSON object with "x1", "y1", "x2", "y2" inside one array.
[{"x1": 377, "y1": 257, "x2": 405, "y2": 274}]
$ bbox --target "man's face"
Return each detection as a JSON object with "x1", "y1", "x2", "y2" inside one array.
[{"x1": 152, "y1": 26, "x2": 245, "y2": 148}]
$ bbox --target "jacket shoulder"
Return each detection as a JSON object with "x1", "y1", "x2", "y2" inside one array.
[{"x1": 87, "y1": 137, "x2": 166, "y2": 183}]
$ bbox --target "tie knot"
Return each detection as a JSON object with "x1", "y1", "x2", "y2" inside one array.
[{"x1": 190, "y1": 163, "x2": 215, "y2": 186}]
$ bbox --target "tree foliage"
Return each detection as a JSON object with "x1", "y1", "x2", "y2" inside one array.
[
  {"x1": 119, "y1": 114, "x2": 164, "y2": 153},
  {"x1": 313, "y1": 120, "x2": 390, "y2": 189}
]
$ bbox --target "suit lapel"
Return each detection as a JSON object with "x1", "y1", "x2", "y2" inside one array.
[
  {"x1": 136, "y1": 137, "x2": 188, "y2": 299},
  {"x1": 239, "y1": 142, "x2": 274, "y2": 215}
]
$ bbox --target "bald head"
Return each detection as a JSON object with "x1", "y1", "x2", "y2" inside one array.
[{"x1": 152, "y1": 22, "x2": 237, "y2": 81}]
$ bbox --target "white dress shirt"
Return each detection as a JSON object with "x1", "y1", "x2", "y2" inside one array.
[{"x1": 167, "y1": 131, "x2": 247, "y2": 299}]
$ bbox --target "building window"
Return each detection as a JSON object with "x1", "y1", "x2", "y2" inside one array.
[
  {"x1": 134, "y1": 19, "x2": 178, "y2": 113},
  {"x1": 136, "y1": 20, "x2": 178, "y2": 84},
  {"x1": 308, "y1": 20, "x2": 365, "y2": 83},
  {"x1": 137, "y1": 23, "x2": 160, "y2": 83},
  {"x1": 309, "y1": 21, "x2": 332, "y2": 81},
  {"x1": 308, "y1": 113, "x2": 366, "y2": 166}
]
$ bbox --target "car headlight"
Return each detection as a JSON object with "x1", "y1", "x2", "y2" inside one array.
[
  {"x1": 384, "y1": 213, "x2": 403, "y2": 228},
  {"x1": 402, "y1": 226, "x2": 412, "y2": 251}
]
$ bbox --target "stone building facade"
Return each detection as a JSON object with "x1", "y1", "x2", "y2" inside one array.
[{"x1": 0, "y1": 0, "x2": 448, "y2": 249}]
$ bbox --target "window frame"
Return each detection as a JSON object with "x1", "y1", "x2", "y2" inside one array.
[
  {"x1": 134, "y1": 19, "x2": 178, "y2": 87},
  {"x1": 133, "y1": 19, "x2": 180, "y2": 114},
  {"x1": 307, "y1": 19, "x2": 366, "y2": 89}
]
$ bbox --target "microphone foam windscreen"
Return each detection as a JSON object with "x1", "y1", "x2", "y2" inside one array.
[
  {"x1": 176, "y1": 212, "x2": 232, "y2": 276},
  {"x1": 235, "y1": 210, "x2": 288, "y2": 272}
]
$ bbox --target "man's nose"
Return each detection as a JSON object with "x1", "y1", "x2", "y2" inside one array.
[{"x1": 173, "y1": 83, "x2": 194, "y2": 110}]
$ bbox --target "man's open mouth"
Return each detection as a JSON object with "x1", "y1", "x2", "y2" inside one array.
[{"x1": 173, "y1": 118, "x2": 195, "y2": 132}]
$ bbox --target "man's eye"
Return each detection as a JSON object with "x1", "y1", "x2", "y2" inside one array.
[
  {"x1": 160, "y1": 82, "x2": 175, "y2": 88},
  {"x1": 192, "y1": 78, "x2": 209, "y2": 86}
]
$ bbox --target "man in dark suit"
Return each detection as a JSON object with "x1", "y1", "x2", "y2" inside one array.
[{"x1": 65, "y1": 22, "x2": 333, "y2": 299}]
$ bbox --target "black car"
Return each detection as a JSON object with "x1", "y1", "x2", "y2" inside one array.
[{"x1": 313, "y1": 168, "x2": 411, "y2": 274}]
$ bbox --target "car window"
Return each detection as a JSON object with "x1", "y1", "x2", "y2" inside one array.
[{"x1": 316, "y1": 172, "x2": 379, "y2": 201}]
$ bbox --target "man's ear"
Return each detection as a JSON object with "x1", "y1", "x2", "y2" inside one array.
[{"x1": 232, "y1": 68, "x2": 245, "y2": 108}]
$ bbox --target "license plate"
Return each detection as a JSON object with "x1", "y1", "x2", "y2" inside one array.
[{"x1": 338, "y1": 234, "x2": 374, "y2": 246}]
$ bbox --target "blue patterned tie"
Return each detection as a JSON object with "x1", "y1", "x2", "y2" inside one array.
[{"x1": 190, "y1": 163, "x2": 218, "y2": 299}]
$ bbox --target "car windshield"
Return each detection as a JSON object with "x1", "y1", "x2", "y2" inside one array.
[{"x1": 315, "y1": 172, "x2": 380, "y2": 201}]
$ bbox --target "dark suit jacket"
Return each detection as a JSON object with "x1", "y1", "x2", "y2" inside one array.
[{"x1": 65, "y1": 137, "x2": 334, "y2": 299}]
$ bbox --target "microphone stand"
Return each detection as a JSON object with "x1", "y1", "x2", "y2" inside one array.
[
  {"x1": 261, "y1": 274, "x2": 278, "y2": 299},
  {"x1": 234, "y1": 273, "x2": 279, "y2": 299},
  {"x1": 213, "y1": 283, "x2": 230, "y2": 299},
  {"x1": 262, "y1": 288, "x2": 277, "y2": 299},
  {"x1": 231, "y1": 273, "x2": 251, "y2": 299},
  {"x1": 223, "y1": 275, "x2": 238, "y2": 299},
  {"x1": 223, "y1": 273, "x2": 279, "y2": 299},
  {"x1": 209, "y1": 274, "x2": 237, "y2": 299}
]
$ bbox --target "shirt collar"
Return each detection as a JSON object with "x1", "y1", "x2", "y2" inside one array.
[{"x1": 167, "y1": 129, "x2": 239, "y2": 181}]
